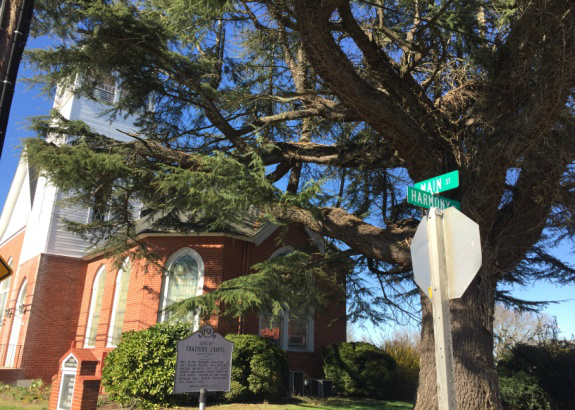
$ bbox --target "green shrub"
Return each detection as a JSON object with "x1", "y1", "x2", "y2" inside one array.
[
  {"x1": 224, "y1": 334, "x2": 288, "y2": 401},
  {"x1": 101, "y1": 323, "x2": 193, "y2": 409},
  {"x1": 101, "y1": 325, "x2": 287, "y2": 408},
  {"x1": 499, "y1": 371, "x2": 551, "y2": 410},
  {"x1": 497, "y1": 341, "x2": 575, "y2": 409},
  {"x1": 323, "y1": 342, "x2": 396, "y2": 399}
]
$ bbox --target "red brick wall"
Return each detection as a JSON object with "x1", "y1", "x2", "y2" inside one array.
[
  {"x1": 48, "y1": 351, "x2": 100, "y2": 410},
  {"x1": 235, "y1": 226, "x2": 346, "y2": 378},
  {"x1": 20, "y1": 254, "x2": 87, "y2": 381},
  {"x1": 0, "y1": 254, "x2": 40, "y2": 372},
  {"x1": 2, "y1": 226, "x2": 346, "y2": 387},
  {"x1": 0, "y1": 229, "x2": 26, "y2": 270},
  {"x1": 0, "y1": 230, "x2": 27, "y2": 353},
  {"x1": 0, "y1": 230, "x2": 29, "y2": 382},
  {"x1": 73, "y1": 237, "x2": 228, "y2": 356}
]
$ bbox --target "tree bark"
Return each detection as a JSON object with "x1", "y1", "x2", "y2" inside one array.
[
  {"x1": 0, "y1": 0, "x2": 20, "y2": 80},
  {"x1": 416, "y1": 265, "x2": 501, "y2": 410}
]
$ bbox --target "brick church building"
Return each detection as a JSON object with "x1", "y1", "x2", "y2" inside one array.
[{"x1": 0, "y1": 81, "x2": 345, "y2": 408}]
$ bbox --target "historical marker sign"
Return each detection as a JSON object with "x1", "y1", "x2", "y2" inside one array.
[
  {"x1": 174, "y1": 325, "x2": 234, "y2": 394},
  {"x1": 0, "y1": 255, "x2": 13, "y2": 282},
  {"x1": 407, "y1": 186, "x2": 460, "y2": 211},
  {"x1": 414, "y1": 170, "x2": 459, "y2": 194}
]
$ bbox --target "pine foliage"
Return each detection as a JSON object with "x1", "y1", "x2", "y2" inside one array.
[{"x1": 20, "y1": 1, "x2": 575, "y2": 406}]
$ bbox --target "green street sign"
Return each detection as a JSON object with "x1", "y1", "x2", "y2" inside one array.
[
  {"x1": 407, "y1": 186, "x2": 460, "y2": 210},
  {"x1": 414, "y1": 170, "x2": 459, "y2": 194}
]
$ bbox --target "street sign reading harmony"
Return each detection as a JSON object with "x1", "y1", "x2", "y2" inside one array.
[
  {"x1": 407, "y1": 186, "x2": 460, "y2": 210},
  {"x1": 174, "y1": 325, "x2": 233, "y2": 394},
  {"x1": 414, "y1": 170, "x2": 459, "y2": 194},
  {"x1": 0, "y1": 255, "x2": 13, "y2": 282}
]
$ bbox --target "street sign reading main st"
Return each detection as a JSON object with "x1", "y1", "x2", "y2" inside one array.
[{"x1": 414, "y1": 170, "x2": 459, "y2": 194}]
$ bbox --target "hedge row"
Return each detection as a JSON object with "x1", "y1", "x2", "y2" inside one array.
[
  {"x1": 101, "y1": 325, "x2": 287, "y2": 409},
  {"x1": 101, "y1": 325, "x2": 422, "y2": 407}
]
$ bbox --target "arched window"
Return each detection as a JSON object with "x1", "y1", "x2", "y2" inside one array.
[
  {"x1": 158, "y1": 248, "x2": 204, "y2": 327},
  {"x1": 0, "y1": 257, "x2": 13, "y2": 326},
  {"x1": 107, "y1": 259, "x2": 131, "y2": 347},
  {"x1": 84, "y1": 266, "x2": 106, "y2": 347},
  {"x1": 5, "y1": 278, "x2": 26, "y2": 367},
  {"x1": 258, "y1": 246, "x2": 314, "y2": 352}
]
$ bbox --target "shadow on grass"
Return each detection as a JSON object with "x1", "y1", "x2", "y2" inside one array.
[{"x1": 284, "y1": 397, "x2": 413, "y2": 410}]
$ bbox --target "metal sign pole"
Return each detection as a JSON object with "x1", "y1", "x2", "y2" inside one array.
[
  {"x1": 199, "y1": 388, "x2": 206, "y2": 410},
  {"x1": 428, "y1": 208, "x2": 457, "y2": 410}
]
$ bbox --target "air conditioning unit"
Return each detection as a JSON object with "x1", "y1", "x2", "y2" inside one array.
[
  {"x1": 305, "y1": 378, "x2": 333, "y2": 398},
  {"x1": 289, "y1": 371, "x2": 305, "y2": 396}
]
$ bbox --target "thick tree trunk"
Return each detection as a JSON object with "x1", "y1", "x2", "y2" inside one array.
[{"x1": 415, "y1": 266, "x2": 502, "y2": 410}]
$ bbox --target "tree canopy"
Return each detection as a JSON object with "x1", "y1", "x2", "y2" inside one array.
[{"x1": 23, "y1": 1, "x2": 575, "y2": 408}]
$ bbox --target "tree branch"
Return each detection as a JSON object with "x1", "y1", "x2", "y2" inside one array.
[
  {"x1": 291, "y1": 0, "x2": 443, "y2": 180},
  {"x1": 273, "y1": 205, "x2": 415, "y2": 266}
]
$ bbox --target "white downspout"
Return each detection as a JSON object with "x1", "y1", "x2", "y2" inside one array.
[{"x1": 0, "y1": 155, "x2": 27, "y2": 241}]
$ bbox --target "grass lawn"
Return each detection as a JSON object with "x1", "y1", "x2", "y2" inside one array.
[
  {"x1": 0, "y1": 392, "x2": 412, "y2": 410},
  {"x1": 0, "y1": 386, "x2": 48, "y2": 410},
  {"x1": 0, "y1": 393, "x2": 47, "y2": 410},
  {"x1": 1, "y1": 383, "x2": 413, "y2": 410},
  {"x1": 207, "y1": 397, "x2": 413, "y2": 409}
]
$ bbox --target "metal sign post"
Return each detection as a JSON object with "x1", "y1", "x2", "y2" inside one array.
[
  {"x1": 427, "y1": 209, "x2": 457, "y2": 410},
  {"x1": 410, "y1": 203, "x2": 482, "y2": 410},
  {"x1": 199, "y1": 388, "x2": 206, "y2": 410},
  {"x1": 408, "y1": 171, "x2": 483, "y2": 410}
]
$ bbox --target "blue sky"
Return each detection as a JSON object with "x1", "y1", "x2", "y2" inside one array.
[{"x1": 1, "y1": 37, "x2": 574, "y2": 339}]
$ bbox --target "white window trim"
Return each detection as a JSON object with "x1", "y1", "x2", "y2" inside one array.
[
  {"x1": 84, "y1": 266, "x2": 106, "y2": 348},
  {"x1": 107, "y1": 258, "x2": 130, "y2": 347},
  {"x1": 158, "y1": 247, "x2": 205, "y2": 327},
  {"x1": 258, "y1": 308, "x2": 314, "y2": 352},
  {"x1": 258, "y1": 246, "x2": 314, "y2": 352},
  {"x1": 87, "y1": 205, "x2": 111, "y2": 224},
  {"x1": 269, "y1": 246, "x2": 295, "y2": 260}
]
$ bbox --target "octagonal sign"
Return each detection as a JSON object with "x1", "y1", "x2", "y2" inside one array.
[
  {"x1": 410, "y1": 208, "x2": 482, "y2": 299},
  {"x1": 442, "y1": 207, "x2": 482, "y2": 299},
  {"x1": 411, "y1": 216, "x2": 431, "y2": 298}
]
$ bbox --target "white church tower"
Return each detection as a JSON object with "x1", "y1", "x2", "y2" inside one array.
[
  {"x1": 0, "y1": 78, "x2": 140, "y2": 260},
  {"x1": 0, "y1": 79, "x2": 140, "y2": 374}
]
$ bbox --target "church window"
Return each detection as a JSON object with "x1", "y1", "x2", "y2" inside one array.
[
  {"x1": 93, "y1": 77, "x2": 118, "y2": 105},
  {"x1": 258, "y1": 247, "x2": 314, "y2": 352},
  {"x1": 84, "y1": 266, "x2": 106, "y2": 347},
  {"x1": 107, "y1": 259, "x2": 131, "y2": 347},
  {"x1": 158, "y1": 248, "x2": 204, "y2": 328},
  {"x1": 89, "y1": 189, "x2": 109, "y2": 222}
]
